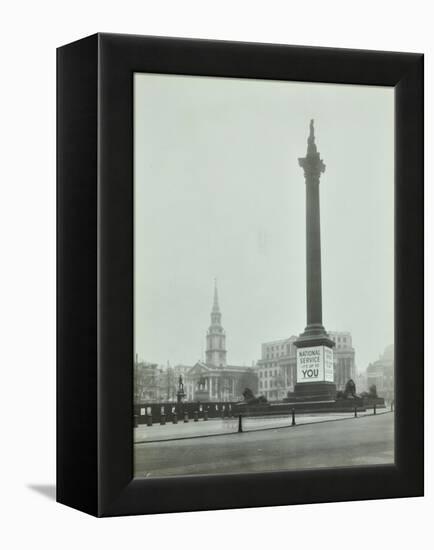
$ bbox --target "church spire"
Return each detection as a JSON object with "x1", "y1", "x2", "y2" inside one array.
[
  {"x1": 212, "y1": 278, "x2": 220, "y2": 313},
  {"x1": 206, "y1": 279, "x2": 227, "y2": 367},
  {"x1": 210, "y1": 279, "x2": 221, "y2": 326}
]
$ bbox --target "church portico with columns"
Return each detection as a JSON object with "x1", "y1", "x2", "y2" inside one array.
[{"x1": 185, "y1": 362, "x2": 255, "y2": 402}]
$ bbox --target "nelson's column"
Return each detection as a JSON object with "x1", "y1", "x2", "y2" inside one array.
[{"x1": 293, "y1": 120, "x2": 336, "y2": 402}]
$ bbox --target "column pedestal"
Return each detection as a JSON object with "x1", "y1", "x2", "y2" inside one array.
[
  {"x1": 293, "y1": 381, "x2": 336, "y2": 401},
  {"x1": 293, "y1": 335, "x2": 336, "y2": 402}
]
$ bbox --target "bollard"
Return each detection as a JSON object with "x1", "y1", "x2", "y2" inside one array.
[
  {"x1": 172, "y1": 413, "x2": 178, "y2": 424},
  {"x1": 133, "y1": 414, "x2": 139, "y2": 428},
  {"x1": 147, "y1": 415, "x2": 153, "y2": 427},
  {"x1": 291, "y1": 408, "x2": 296, "y2": 426},
  {"x1": 373, "y1": 403, "x2": 377, "y2": 415},
  {"x1": 160, "y1": 414, "x2": 166, "y2": 425},
  {"x1": 204, "y1": 411, "x2": 208, "y2": 421},
  {"x1": 194, "y1": 411, "x2": 199, "y2": 422},
  {"x1": 354, "y1": 406, "x2": 358, "y2": 418},
  {"x1": 184, "y1": 412, "x2": 189, "y2": 423},
  {"x1": 238, "y1": 414, "x2": 243, "y2": 433}
]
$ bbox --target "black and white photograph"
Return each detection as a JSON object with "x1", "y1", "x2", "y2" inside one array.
[
  {"x1": 133, "y1": 74, "x2": 395, "y2": 477},
  {"x1": 1, "y1": 0, "x2": 429, "y2": 544}
]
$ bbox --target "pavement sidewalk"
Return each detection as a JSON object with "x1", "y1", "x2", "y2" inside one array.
[{"x1": 134, "y1": 410, "x2": 391, "y2": 443}]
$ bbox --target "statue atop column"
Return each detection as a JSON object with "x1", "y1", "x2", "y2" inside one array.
[{"x1": 298, "y1": 119, "x2": 326, "y2": 178}]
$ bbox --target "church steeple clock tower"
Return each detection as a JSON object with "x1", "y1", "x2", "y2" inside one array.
[{"x1": 206, "y1": 280, "x2": 227, "y2": 367}]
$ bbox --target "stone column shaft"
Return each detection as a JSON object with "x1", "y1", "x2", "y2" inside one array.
[{"x1": 306, "y1": 177, "x2": 322, "y2": 326}]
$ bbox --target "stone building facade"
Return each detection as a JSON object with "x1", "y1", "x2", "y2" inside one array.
[
  {"x1": 134, "y1": 360, "x2": 164, "y2": 403},
  {"x1": 366, "y1": 344, "x2": 394, "y2": 402},
  {"x1": 256, "y1": 336, "x2": 297, "y2": 401},
  {"x1": 328, "y1": 331, "x2": 356, "y2": 390}
]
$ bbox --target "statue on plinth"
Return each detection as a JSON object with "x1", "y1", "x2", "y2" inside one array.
[
  {"x1": 337, "y1": 379, "x2": 357, "y2": 399},
  {"x1": 177, "y1": 374, "x2": 186, "y2": 403},
  {"x1": 241, "y1": 387, "x2": 267, "y2": 405}
]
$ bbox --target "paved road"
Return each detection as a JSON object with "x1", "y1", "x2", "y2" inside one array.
[{"x1": 134, "y1": 412, "x2": 394, "y2": 477}]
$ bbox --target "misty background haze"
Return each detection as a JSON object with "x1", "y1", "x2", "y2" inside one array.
[{"x1": 134, "y1": 73, "x2": 394, "y2": 373}]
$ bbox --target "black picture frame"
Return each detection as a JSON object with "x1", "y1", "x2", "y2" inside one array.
[{"x1": 57, "y1": 33, "x2": 424, "y2": 517}]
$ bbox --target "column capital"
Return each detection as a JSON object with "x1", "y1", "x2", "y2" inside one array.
[{"x1": 298, "y1": 119, "x2": 326, "y2": 179}]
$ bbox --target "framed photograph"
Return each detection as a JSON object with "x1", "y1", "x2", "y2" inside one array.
[{"x1": 57, "y1": 33, "x2": 423, "y2": 517}]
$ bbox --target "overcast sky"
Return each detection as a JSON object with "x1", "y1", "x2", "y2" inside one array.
[{"x1": 134, "y1": 73, "x2": 394, "y2": 372}]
